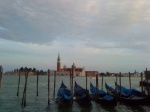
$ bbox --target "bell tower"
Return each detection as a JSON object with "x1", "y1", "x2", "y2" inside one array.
[{"x1": 57, "y1": 53, "x2": 61, "y2": 72}]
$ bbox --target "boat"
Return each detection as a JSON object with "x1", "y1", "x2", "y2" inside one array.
[
  {"x1": 105, "y1": 82, "x2": 148, "y2": 105},
  {"x1": 74, "y1": 81, "x2": 91, "y2": 105},
  {"x1": 115, "y1": 82, "x2": 146, "y2": 97},
  {"x1": 57, "y1": 81, "x2": 72, "y2": 105},
  {"x1": 90, "y1": 82, "x2": 117, "y2": 106}
]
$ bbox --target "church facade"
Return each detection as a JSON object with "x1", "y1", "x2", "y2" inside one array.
[{"x1": 53, "y1": 54, "x2": 85, "y2": 76}]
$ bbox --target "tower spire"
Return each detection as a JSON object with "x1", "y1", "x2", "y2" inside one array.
[
  {"x1": 57, "y1": 53, "x2": 61, "y2": 72},
  {"x1": 57, "y1": 53, "x2": 60, "y2": 62}
]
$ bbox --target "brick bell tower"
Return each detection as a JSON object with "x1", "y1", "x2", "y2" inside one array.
[{"x1": 57, "y1": 53, "x2": 61, "y2": 72}]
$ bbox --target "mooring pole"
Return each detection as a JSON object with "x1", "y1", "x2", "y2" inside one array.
[
  {"x1": 53, "y1": 71, "x2": 56, "y2": 100},
  {"x1": 70, "y1": 71, "x2": 72, "y2": 90},
  {"x1": 96, "y1": 73, "x2": 98, "y2": 89},
  {"x1": 102, "y1": 73, "x2": 104, "y2": 90},
  {"x1": 86, "y1": 72, "x2": 87, "y2": 91},
  {"x1": 119, "y1": 72, "x2": 121, "y2": 97},
  {"x1": 22, "y1": 69, "x2": 28, "y2": 107},
  {"x1": 141, "y1": 72, "x2": 144, "y2": 96},
  {"x1": 129, "y1": 72, "x2": 131, "y2": 89},
  {"x1": 0, "y1": 66, "x2": 3, "y2": 88},
  {"x1": 17, "y1": 70, "x2": 21, "y2": 96},
  {"x1": 37, "y1": 70, "x2": 39, "y2": 96},
  {"x1": 71, "y1": 64, "x2": 74, "y2": 104},
  {"x1": 116, "y1": 74, "x2": 118, "y2": 84},
  {"x1": 48, "y1": 69, "x2": 50, "y2": 105},
  {"x1": 146, "y1": 68, "x2": 150, "y2": 97}
]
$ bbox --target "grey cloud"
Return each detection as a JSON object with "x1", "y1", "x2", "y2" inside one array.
[{"x1": 0, "y1": 0, "x2": 150, "y2": 52}]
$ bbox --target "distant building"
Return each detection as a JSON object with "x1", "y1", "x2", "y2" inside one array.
[
  {"x1": 52, "y1": 54, "x2": 85, "y2": 76},
  {"x1": 86, "y1": 71, "x2": 99, "y2": 77}
]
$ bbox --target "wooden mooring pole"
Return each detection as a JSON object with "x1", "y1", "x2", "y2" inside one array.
[
  {"x1": 37, "y1": 70, "x2": 39, "y2": 96},
  {"x1": 119, "y1": 72, "x2": 122, "y2": 97},
  {"x1": 116, "y1": 74, "x2": 118, "y2": 84},
  {"x1": 141, "y1": 72, "x2": 144, "y2": 96},
  {"x1": 53, "y1": 71, "x2": 56, "y2": 100},
  {"x1": 96, "y1": 73, "x2": 99, "y2": 89},
  {"x1": 0, "y1": 66, "x2": 3, "y2": 88},
  {"x1": 17, "y1": 71, "x2": 21, "y2": 96},
  {"x1": 86, "y1": 72, "x2": 87, "y2": 91},
  {"x1": 146, "y1": 68, "x2": 150, "y2": 97},
  {"x1": 21, "y1": 69, "x2": 29, "y2": 107},
  {"x1": 101, "y1": 73, "x2": 104, "y2": 90},
  {"x1": 70, "y1": 71, "x2": 72, "y2": 90},
  {"x1": 129, "y1": 72, "x2": 131, "y2": 89},
  {"x1": 71, "y1": 64, "x2": 74, "y2": 104},
  {"x1": 48, "y1": 69, "x2": 50, "y2": 105}
]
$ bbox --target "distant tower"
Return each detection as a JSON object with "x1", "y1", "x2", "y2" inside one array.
[{"x1": 57, "y1": 53, "x2": 61, "y2": 72}]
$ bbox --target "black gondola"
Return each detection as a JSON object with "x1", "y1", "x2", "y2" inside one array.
[
  {"x1": 74, "y1": 81, "x2": 91, "y2": 105},
  {"x1": 105, "y1": 82, "x2": 148, "y2": 105},
  {"x1": 57, "y1": 81, "x2": 72, "y2": 105},
  {"x1": 90, "y1": 82, "x2": 117, "y2": 106}
]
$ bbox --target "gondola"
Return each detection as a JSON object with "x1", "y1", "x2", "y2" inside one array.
[
  {"x1": 105, "y1": 82, "x2": 148, "y2": 105},
  {"x1": 90, "y1": 82, "x2": 117, "y2": 106},
  {"x1": 74, "y1": 81, "x2": 91, "y2": 105},
  {"x1": 115, "y1": 82, "x2": 146, "y2": 97},
  {"x1": 57, "y1": 81, "x2": 72, "y2": 105}
]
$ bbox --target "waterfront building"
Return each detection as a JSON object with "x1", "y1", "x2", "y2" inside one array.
[{"x1": 51, "y1": 54, "x2": 85, "y2": 76}]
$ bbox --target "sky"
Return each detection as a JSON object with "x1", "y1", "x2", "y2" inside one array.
[{"x1": 0, "y1": 0, "x2": 150, "y2": 73}]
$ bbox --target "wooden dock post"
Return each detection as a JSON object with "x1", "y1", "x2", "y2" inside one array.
[
  {"x1": 70, "y1": 71, "x2": 72, "y2": 90},
  {"x1": 21, "y1": 68, "x2": 29, "y2": 107},
  {"x1": 141, "y1": 72, "x2": 144, "y2": 96},
  {"x1": 101, "y1": 73, "x2": 104, "y2": 90},
  {"x1": 0, "y1": 66, "x2": 3, "y2": 88},
  {"x1": 71, "y1": 64, "x2": 74, "y2": 104},
  {"x1": 48, "y1": 69, "x2": 50, "y2": 105},
  {"x1": 36, "y1": 70, "x2": 39, "y2": 96},
  {"x1": 53, "y1": 71, "x2": 56, "y2": 100},
  {"x1": 146, "y1": 68, "x2": 150, "y2": 97},
  {"x1": 96, "y1": 73, "x2": 99, "y2": 89},
  {"x1": 119, "y1": 72, "x2": 122, "y2": 97},
  {"x1": 86, "y1": 72, "x2": 87, "y2": 91},
  {"x1": 116, "y1": 74, "x2": 118, "y2": 84},
  {"x1": 17, "y1": 70, "x2": 21, "y2": 96},
  {"x1": 129, "y1": 72, "x2": 131, "y2": 89}
]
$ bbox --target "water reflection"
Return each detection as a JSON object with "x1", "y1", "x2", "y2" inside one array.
[
  {"x1": 78, "y1": 102, "x2": 92, "y2": 112},
  {"x1": 57, "y1": 103, "x2": 73, "y2": 112}
]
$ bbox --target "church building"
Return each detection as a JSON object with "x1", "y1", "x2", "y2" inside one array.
[{"x1": 54, "y1": 54, "x2": 85, "y2": 76}]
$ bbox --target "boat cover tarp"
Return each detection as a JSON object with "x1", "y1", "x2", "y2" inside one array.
[{"x1": 90, "y1": 83, "x2": 106, "y2": 95}]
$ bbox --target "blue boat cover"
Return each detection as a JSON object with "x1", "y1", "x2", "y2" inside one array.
[
  {"x1": 105, "y1": 83, "x2": 115, "y2": 92},
  {"x1": 74, "y1": 82, "x2": 89, "y2": 97},
  {"x1": 90, "y1": 83, "x2": 106, "y2": 95},
  {"x1": 115, "y1": 83, "x2": 144, "y2": 97},
  {"x1": 57, "y1": 81, "x2": 72, "y2": 100},
  {"x1": 102, "y1": 94, "x2": 113, "y2": 101}
]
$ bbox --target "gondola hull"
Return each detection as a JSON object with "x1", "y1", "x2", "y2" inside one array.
[
  {"x1": 90, "y1": 83, "x2": 117, "y2": 106},
  {"x1": 105, "y1": 82, "x2": 148, "y2": 105},
  {"x1": 74, "y1": 82, "x2": 91, "y2": 105},
  {"x1": 57, "y1": 81, "x2": 72, "y2": 105},
  {"x1": 118, "y1": 96, "x2": 148, "y2": 105}
]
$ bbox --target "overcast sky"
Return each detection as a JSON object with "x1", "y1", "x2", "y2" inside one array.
[{"x1": 0, "y1": 0, "x2": 150, "y2": 73}]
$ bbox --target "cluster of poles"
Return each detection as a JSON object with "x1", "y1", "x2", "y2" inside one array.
[
  {"x1": 16, "y1": 69, "x2": 53, "y2": 107},
  {"x1": 15, "y1": 63, "x2": 77, "y2": 108}
]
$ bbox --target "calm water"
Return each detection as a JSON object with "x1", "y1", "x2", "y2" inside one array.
[{"x1": 0, "y1": 75, "x2": 150, "y2": 112}]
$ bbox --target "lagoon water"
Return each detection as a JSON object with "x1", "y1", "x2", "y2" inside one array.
[{"x1": 0, "y1": 75, "x2": 150, "y2": 112}]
